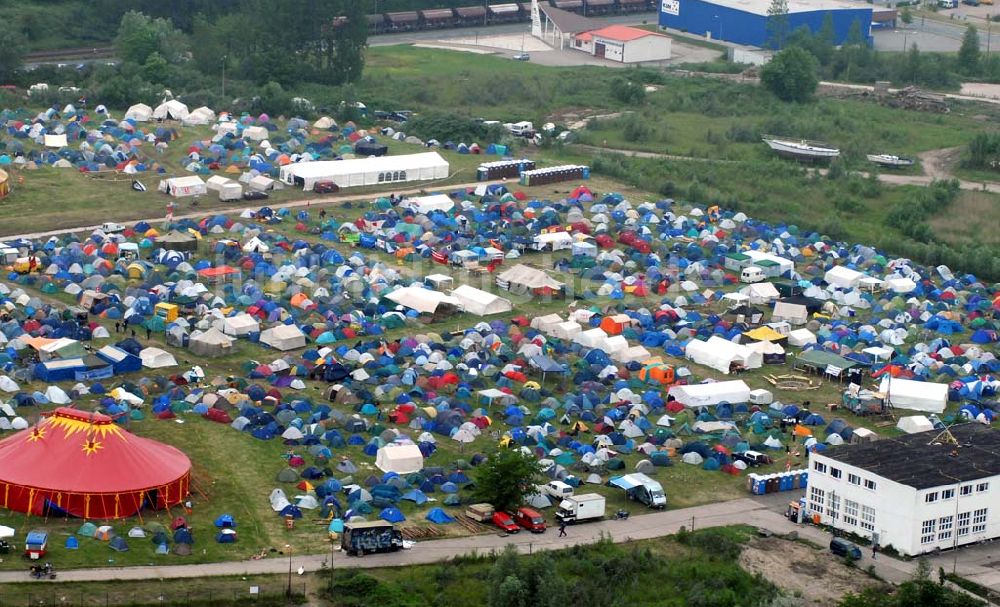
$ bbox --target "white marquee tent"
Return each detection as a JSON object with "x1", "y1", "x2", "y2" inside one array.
[
  {"x1": 279, "y1": 152, "x2": 449, "y2": 191},
  {"x1": 879, "y1": 377, "x2": 948, "y2": 413},
  {"x1": 685, "y1": 336, "x2": 762, "y2": 374},
  {"x1": 668, "y1": 380, "x2": 752, "y2": 408},
  {"x1": 386, "y1": 285, "x2": 461, "y2": 315},
  {"x1": 260, "y1": 324, "x2": 307, "y2": 351},
  {"x1": 450, "y1": 284, "x2": 512, "y2": 316}
]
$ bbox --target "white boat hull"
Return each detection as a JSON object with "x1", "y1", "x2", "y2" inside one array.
[{"x1": 764, "y1": 138, "x2": 840, "y2": 160}]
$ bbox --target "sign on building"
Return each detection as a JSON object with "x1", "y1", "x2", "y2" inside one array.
[{"x1": 661, "y1": 0, "x2": 680, "y2": 16}]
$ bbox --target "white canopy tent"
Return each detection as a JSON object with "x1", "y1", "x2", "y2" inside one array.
[
  {"x1": 158, "y1": 176, "x2": 207, "y2": 198},
  {"x1": 879, "y1": 377, "x2": 948, "y2": 413},
  {"x1": 450, "y1": 284, "x2": 512, "y2": 316},
  {"x1": 260, "y1": 324, "x2": 306, "y2": 351},
  {"x1": 685, "y1": 336, "x2": 762, "y2": 374},
  {"x1": 668, "y1": 381, "x2": 752, "y2": 408},
  {"x1": 375, "y1": 444, "x2": 425, "y2": 474},
  {"x1": 386, "y1": 285, "x2": 461, "y2": 315},
  {"x1": 825, "y1": 265, "x2": 866, "y2": 289},
  {"x1": 402, "y1": 194, "x2": 454, "y2": 214},
  {"x1": 153, "y1": 100, "x2": 189, "y2": 121},
  {"x1": 124, "y1": 103, "x2": 153, "y2": 122}
]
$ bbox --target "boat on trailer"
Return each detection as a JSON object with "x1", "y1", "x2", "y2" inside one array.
[
  {"x1": 762, "y1": 136, "x2": 840, "y2": 161},
  {"x1": 867, "y1": 154, "x2": 915, "y2": 168}
]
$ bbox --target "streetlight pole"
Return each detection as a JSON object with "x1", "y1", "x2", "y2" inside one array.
[{"x1": 221, "y1": 55, "x2": 227, "y2": 101}]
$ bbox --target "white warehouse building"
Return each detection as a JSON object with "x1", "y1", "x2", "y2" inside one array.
[
  {"x1": 278, "y1": 152, "x2": 449, "y2": 191},
  {"x1": 806, "y1": 424, "x2": 1000, "y2": 557}
]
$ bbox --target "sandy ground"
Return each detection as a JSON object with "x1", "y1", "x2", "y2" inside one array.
[
  {"x1": 446, "y1": 33, "x2": 552, "y2": 52},
  {"x1": 960, "y1": 82, "x2": 1000, "y2": 99},
  {"x1": 918, "y1": 146, "x2": 963, "y2": 179},
  {"x1": 431, "y1": 32, "x2": 722, "y2": 68},
  {"x1": 739, "y1": 537, "x2": 887, "y2": 606}
]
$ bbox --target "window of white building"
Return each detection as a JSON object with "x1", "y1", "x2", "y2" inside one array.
[
  {"x1": 860, "y1": 505, "x2": 876, "y2": 532},
  {"x1": 921, "y1": 519, "x2": 937, "y2": 544},
  {"x1": 973, "y1": 509, "x2": 988, "y2": 534},
  {"x1": 843, "y1": 499, "x2": 859, "y2": 527},
  {"x1": 939, "y1": 515, "x2": 953, "y2": 541}
]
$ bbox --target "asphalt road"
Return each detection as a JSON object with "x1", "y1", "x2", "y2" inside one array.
[{"x1": 0, "y1": 495, "x2": 918, "y2": 585}]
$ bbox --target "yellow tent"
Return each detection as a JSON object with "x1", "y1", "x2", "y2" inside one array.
[{"x1": 743, "y1": 326, "x2": 787, "y2": 343}]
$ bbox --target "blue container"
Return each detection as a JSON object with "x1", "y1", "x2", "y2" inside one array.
[
  {"x1": 780, "y1": 473, "x2": 794, "y2": 492},
  {"x1": 800, "y1": 471, "x2": 809, "y2": 488}
]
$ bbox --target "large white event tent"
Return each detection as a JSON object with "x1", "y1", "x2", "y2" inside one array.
[{"x1": 279, "y1": 152, "x2": 449, "y2": 191}]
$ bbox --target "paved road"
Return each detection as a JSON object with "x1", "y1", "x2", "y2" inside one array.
[{"x1": 0, "y1": 496, "x2": 915, "y2": 587}]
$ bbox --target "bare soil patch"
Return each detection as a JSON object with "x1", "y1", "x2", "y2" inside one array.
[{"x1": 739, "y1": 537, "x2": 887, "y2": 606}]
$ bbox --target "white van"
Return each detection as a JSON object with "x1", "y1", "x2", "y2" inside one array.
[{"x1": 740, "y1": 266, "x2": 766, "y2": 283}]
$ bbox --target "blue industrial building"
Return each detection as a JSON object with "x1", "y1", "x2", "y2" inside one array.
[{"x1": 658, "y1": 0, "x2": 872, "y2": 48}]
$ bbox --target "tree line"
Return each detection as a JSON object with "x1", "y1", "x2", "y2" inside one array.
[{"x1": 0, "y1": 4, "x2": 369, "y2": 117}]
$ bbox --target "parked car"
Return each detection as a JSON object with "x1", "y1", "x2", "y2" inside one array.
[
  {"x1": 314, "y1": 181, "x2": 339, "y2": 194},
  {"x1": 733, "y1": 451, "x2": 774, "y2": 467},
  {"x1": 830, "y1": 538, "x2": 862, "y2": 560},
  {"x1": 512, "y1": 507, "x2": 546, "y2": 533},
  {"x1": 243, "y1": 191, "x2": 269, "y2": 201},
  {"x1": 513, "y1": 53, "x2": 530, "y2": 61},
  {"x1": 492, "y1": 511, "x2": 520, "y2": 533}
]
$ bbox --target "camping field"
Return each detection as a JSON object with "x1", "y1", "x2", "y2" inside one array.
[
  {"x1": 0, "y1": 173, "x2": 927, "y2": 573},
  {"x1": 0, "y1": 134, "x2": 489, "y2": 238}
]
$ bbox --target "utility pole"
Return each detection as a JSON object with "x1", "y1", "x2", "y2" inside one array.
[{"x1": 221, "y1": 55, "x2": 227, "y2": 101}]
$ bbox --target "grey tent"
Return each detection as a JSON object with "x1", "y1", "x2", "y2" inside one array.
[
  {"x1": 276, "y1": 468, "x2": 299, "y2": 482},
  {"x1": 189, "y1": 327, "x2": 234, "y2": 357}
]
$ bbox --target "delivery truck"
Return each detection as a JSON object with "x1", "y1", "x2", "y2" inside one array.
[
  {"x1": 555, "y1": 493, "x2": 606, "y2": 524},
  {"x1": 341, "y1": 521, "x2": 403, "y2": 556}
]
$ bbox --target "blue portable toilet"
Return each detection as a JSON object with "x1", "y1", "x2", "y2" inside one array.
[{"x1": 65, "y1": 535, "x2": 79, "y2": 550}]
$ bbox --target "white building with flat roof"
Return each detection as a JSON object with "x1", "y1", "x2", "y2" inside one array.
[{"x1": 806, "y1": 424, "x2": 1000, "y2": 557}]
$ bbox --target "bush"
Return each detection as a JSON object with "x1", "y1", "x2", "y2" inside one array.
[
  {"x1": 610, "y1": 77, "x2": 646, "y2": 105},
  {"x1": 406, "y1": 112, "x2": 505, "y2": 144}
]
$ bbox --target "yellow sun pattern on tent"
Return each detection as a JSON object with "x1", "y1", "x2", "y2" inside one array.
[
  {"x1": 48, "y1": 414, "x2": 125, "y2": 440},
  {"x1": 82, "y1": 438, "x2": 104, "y2": 455},
  {"x1": 27, "y1": 428, "x2": 46, "y2": 442}
]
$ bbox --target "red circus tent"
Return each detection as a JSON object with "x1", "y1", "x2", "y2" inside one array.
[{"x1": 0, "y1": 408, "x2": 191, "y2": 519}]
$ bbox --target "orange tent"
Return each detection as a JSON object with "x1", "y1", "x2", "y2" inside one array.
[{"x1": 793, "y1": 425, "x2": 813, "y2": 438}]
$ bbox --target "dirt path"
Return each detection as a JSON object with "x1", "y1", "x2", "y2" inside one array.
[{"x1": 918, "y1": 146, "x2": 963, "y2": 180}]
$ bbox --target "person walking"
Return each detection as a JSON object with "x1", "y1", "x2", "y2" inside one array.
[
  {"x1": 145, "y1": 327, "x2": 152, "y2": 341},
  {"x1": 558, "y1": 522, "x2": 567, "y2": 537},
  {"x1": 871, "y1": 543, "x2": 877, "y2": 560}
]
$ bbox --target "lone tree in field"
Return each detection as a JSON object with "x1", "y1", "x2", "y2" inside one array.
[
  {"x1": 766, "y1": 0, "x2": 790, "y2": 49},
  {"x1": 761, "y1": 46, "x2": 819, "y2": 102},
  {"x1": 472, "y1": 448, "x2": 542, "y2": 512},
  {"x1": 958, "y1": 25, "x2": 981, "y2": 75}
]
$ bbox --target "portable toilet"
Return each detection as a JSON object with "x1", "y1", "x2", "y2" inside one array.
[
  {"x1": 155, "y1": 303, "x2": 179, "y2": 323},
  {"x1": 746, "y1": 473, "x2": 758, "y2": 493},
  {"x1": 799, "y1": 471, "x2": 808, "y2": 488},
  {"x1": 25, "y1": 530, "x2": 48, "y2": 560},
  {"x1": 780, "y1": 473, "x2": 794, "y2": 492}
]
